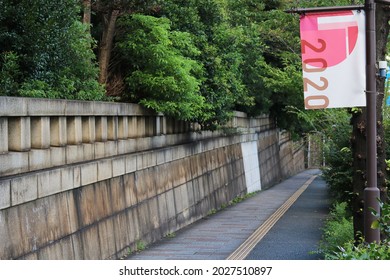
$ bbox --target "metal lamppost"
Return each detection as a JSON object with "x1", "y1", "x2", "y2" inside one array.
[
  {"x1": 364, "y1": 0, "x2": 380, "y2": 243},
  {"x1": 286, "y1": 0, "x2": 387, "y2": 243}
]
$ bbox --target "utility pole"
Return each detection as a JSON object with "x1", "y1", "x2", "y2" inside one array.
[{"x1": 364, "y1": 0, "x2": 380, "y2": 243}]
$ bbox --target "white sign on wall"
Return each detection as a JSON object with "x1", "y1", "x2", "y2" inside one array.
[{"x1": 241, "y1": 141, "x2": 261, "y2": 193}]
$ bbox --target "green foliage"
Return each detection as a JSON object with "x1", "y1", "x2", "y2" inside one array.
[
  {"x1": 230, "y1": 191, "x2": 258, "y2": 205},
  {"x1": 1, "y1": 0, "x2": 365, "y2": 135},
  {"x1": 239, "y1": 4, "x2": 301, "y2": 125},
  {"x1": 318, "y1": 199, "x2": 390, "y2": 260},
  {"x1": 193, "y1": 0, "x2": 256, "y2": 126},
  {"x1": 158, "y1": 0, "x2": 305, "y2": 129},
  {"x1": 293, "y1": 0, "x2": 363, "y2": 8},
  {"x1": 384, "y1": 99, "x2": 390, "y2": 189},
  {"x1": 165, "y1": 232, "x2": 176, "y2": 239},
  {"x1": 117, "y1": 14, "x2": 210, "y2": 121},
  {"x1": 386, "y1": 159, "x2": 390, "y2": 190},
  {"x1": 333, "y1": 239, "x2": 390, "y2": 260},
  {"x1": 322, "y1": 146, "x2": 353, "y2": 204},
  {"x1": 290, "y1": 107, "x2": 354, "y2": 203},
  {"x1": 318, "y1": 202, "x2": 354, "y2": 259},
  {"x1": 0, "y1": 0, "x2": 105, "y2": 100},
  {"x1": 0, "y1": 51, "x2": 20, "y2": 96},
  {"x1": 256, "y1": 54, "x2": 304, "y2": 131},
  {"x1": 136, "y1": 240, "x2": 146, "y2": 252},
  {"x1": 19, "y1": 80, "x2": 59, "y2": 99},
  {"x1": 371, "y1": 200, "x2": 390, "y2": 239},
  {"x1": 207, "y1": 208, "x2": 217, "y2": 216},
  {"x1": 320, "y1": 203, "x2": 390, "y2": 260},
  {"x1": 226, "y1": 0, "x2": 266, "y2": 26}
]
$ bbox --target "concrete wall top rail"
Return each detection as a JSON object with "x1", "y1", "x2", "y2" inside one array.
[
  {"x1": 0, "y1": 97, "x2": 276, "y2": 178},
  {"x1": 0, "y1": 96, "x2": 158, "y2": 117}
]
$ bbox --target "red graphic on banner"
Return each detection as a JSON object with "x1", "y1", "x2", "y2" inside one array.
[
  {"x1": 299, "y1": 10, "x2": 366, "y2": 109},
  {"x1": 300, "y1": 11, "x2": 359, "y2": 68}
]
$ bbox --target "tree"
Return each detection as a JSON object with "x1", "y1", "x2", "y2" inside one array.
[
  {"x1": 82, "y1": 0, "x2": 92, "y2": 27},
  {"x1": 253, "y1": 7, "x2": 305, "y2": 132},
  {"x1": 0, "y1": 0, "x2": 104, "y2": 100},
  {"x1": 375, "y1": 0, "x2": 390, "y2": 209},
  {"x1": 90, "y1": 0, "x2": 161, "y2": 87},
  {"x1": 352, "y1": 2, "x2": 390, "y2": 239},
  {"x1": 116, "y1": 14, "x2": 210, "y2": 121},
  {"x1": 159, "y1": 0, "x2": 255, "y2": 126},
  {"x1": 159, "y1": 0, "x2": 305, "y2": 127}
]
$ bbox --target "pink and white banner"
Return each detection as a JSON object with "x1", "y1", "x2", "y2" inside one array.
[{"x1": 300, "y1": 10, "x2": 366, "y2": 109}]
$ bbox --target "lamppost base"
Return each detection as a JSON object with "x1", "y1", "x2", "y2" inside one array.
[{"x1": 364, "y1": 187, "x2": 381, "y2": 243}]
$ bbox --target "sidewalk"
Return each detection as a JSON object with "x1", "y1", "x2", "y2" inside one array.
[{"x1": 126, "y1": 169, "x2": 329, "y2": 260}]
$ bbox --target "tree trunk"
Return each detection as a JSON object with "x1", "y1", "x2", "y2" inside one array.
[
  {"x1": 82, "y1": 0, "x2": 92, "y2": 27},
  {"x1": 98, "y1": 9, "x2": 120, "y2": 85},
  {"x1": 351, "y1": 3, "x2": 390, "y2": 240},
  {"x1": 351, "y1": 108, "x2": 366, "y2": 239},
  {"x1": 376, "y1": 3, "x2": 390, "y2": 205}
]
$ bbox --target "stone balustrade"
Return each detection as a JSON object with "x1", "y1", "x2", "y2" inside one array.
[
  {"x1": 0, "y1": 97, "x2": 195, "y2": 177},
  {"x1": 0, "y1": 97, "x2": 273, "y2": 178}
]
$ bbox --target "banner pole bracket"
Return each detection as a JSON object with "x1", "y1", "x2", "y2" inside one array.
[{"x1": 285, "y1": 5, "x2": 365, "y2": 15}]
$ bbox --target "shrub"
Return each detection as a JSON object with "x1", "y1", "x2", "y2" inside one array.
[
  {"x1": 322, "y1": 201, "x2": 390, "y2": 260},
  {"x1": 321, "y1": 146, "x2": 353, "y2": 206},
  {"x1": 333, "y1": 239, "x2": 390, "y2": 260},
  {"x1": 317, "y1": 202, "x2": 354, "y2": 259}
]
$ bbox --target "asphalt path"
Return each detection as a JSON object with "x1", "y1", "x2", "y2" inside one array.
[
  {"x1": 245, "y1": 176, "x2": 330, "y2": 260},
  {"x1": 127, "y1": 169, "x2": 330, "y2": 260}
]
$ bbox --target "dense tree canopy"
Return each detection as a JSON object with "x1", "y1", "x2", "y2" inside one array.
[
  {"x1": 0, "y1": 0, "x2": 309, "y2": 129},
  {"x1": 1, "y1": 0, "x2": 387, "y2": 144},
  {"x1": 0, "y1": 0, "x2": 104, "y2": 100},
  {"x1": 118, "y1": 0, "x2": 307, "y2": 128},
  {"x1": 116, "y1": 14, "x2": 210, "y2": 121}
]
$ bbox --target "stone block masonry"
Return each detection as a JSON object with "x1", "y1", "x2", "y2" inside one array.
[{"x1": 0, "y1": 97, "x2": 305, "y2": 259}]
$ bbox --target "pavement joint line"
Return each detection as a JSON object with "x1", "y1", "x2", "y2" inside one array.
[{"x1": 226, "y1": 174, "x2": 318, "y2": 260}]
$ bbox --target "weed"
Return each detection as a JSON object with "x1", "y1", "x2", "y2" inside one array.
[
  {"x1": 231, "y1": 191, "x2": 259, "y2": 205},
  {"x1": 165, "y1": 232, "x2": 176, "y2": 239},
  {"x1": 316, "y1": 202, "x2": 354, "y2": 259},
  {"x1": 136, "y1": 240, "x2": 146, "y2": 252}
]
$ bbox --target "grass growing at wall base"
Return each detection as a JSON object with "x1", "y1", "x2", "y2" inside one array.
[{"x1": 206, "y1": 191, "x2": 260, "y2": 217}]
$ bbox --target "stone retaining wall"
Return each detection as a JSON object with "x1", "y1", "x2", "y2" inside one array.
[{"x1": 0, "y1": 97, "x2": 305, "y2": 259}]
